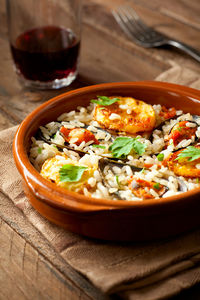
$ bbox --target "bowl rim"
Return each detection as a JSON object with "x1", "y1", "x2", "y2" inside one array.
[{"x1": 13, "y1": 80, "x2": 200, "y2": 212}]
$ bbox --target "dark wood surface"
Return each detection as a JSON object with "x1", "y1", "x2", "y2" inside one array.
[{"x1": 0, "y1": 0, "x2": 200, "y2": 299}]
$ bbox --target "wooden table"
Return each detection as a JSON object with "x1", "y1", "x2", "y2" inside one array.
[{"x1": 0, "y1": 0, "x2": 200, "y2": 299}]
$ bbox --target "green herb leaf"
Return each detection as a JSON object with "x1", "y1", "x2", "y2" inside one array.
[
  {"x1": 153, "y1": 183, "x2": 160, "y2": 190},
  {"x1": 108, "y1": 137, "x2": 146, "y2": 159},
  {"x1": 132, "y1": 139, "x2": 147, "y2": 156},
  {"x1": 92, "y1": 144, "x2": 106, "y2": 149},
  {"x1": 109, "y1": 137, "x2": 133, "y2": 159},
  {"x1": 91, "y1": 96, "x2": 120, "y2": 106},
  {"x1": 116, "y1": 175, "x2": 120, "y2": 187},
  {"x1": 59, "y1": 164, "x2": 88, "y2": 182},
  {"x1": 157, "y1": 153, "x2": 164, "y2": 161},
  {"x1": 175, "y1": 146, "x2": 200, "y2": 162},
  {"x1": 38, "y1": 147, "x2": 42, "y2": 154},
  {"x1": 196, "y1": 178, "x2": 199, "y2": 184},
  {"x1": 176, "y1": 127, "x2": 184, "y2": 132},
  {"x1": 140, "y1": 167, "x2": 146, "y2": 173}
]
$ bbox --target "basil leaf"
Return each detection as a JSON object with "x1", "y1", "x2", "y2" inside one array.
[
  {"x1": 91, "y1": 96, "x2": 120, "y2": 106},
  {"x1": 59, "y1": 164, "x2": 88, "y2": 182},
  {"x1": 108, "y1": 137, "x2": 146, "y2": 159},
  {"x1": 175, "y1": 146, "x2": 200, "y2": 162}
]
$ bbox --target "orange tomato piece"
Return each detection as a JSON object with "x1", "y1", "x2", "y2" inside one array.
[
  {"x1": 128, "y1": 177, "x2": 166, "y2": 199},
  {"x1": 165, "y1": 121, "x2": 197, "y2": 147},
  {"x1": 60, "y1": 127, "x2": 99, "y2": 146},
  {"x1": 159, "y1": 106, "x2": 176, "y2": 120}
]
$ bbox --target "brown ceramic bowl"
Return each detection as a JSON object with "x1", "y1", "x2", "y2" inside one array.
[{"x1": 13, "y1": 81, "x2": 200, "y2": 241}]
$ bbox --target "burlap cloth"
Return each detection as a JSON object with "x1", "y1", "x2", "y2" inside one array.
[{"x1": 1, "y1": 64, "x2": 200, "y2": 300}]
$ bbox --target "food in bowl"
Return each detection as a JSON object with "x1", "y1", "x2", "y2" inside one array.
[
  {"x1": 29, "y1": 96, "x2": 200, "y2": 201},
  {"x1": 93, "y1": 96, "x2": 156, "y2": 133}
]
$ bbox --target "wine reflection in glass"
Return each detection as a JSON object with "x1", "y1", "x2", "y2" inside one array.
[{"x1": 7, "y1": 0, "x2": 82, "y2": 89}]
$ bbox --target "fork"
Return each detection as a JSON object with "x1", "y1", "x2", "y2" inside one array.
[{"x1": 112, "y1": 5, "x2": 200, "y2": 63}]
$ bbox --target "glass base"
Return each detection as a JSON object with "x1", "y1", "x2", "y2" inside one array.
[{"x1": 16, "y1": 70, "x2": 77, "y2": 90}]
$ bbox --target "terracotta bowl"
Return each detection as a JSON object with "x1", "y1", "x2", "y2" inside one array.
[{"x1": 13, "y1": 81, "x2": 200, "y2": 241}]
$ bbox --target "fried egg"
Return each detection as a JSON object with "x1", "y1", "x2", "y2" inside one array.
[
  {"x1": 40, "y1": 154, "x2": 97, "y2": 192},
  {"x1": 93, "y1": 96, "x2": 156, "y2": 134}
]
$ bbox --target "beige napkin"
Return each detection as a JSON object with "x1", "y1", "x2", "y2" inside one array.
[{"x1": 1, "y1": 65, "x2": 200, "y2": 300}]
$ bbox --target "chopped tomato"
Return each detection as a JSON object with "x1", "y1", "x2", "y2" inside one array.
[
  {"x1": 165, "y1": 121, "x2": 197, "y2": 147},
  {"x1": 128, "y1": 177, "x2": 166, "y2": 199},
  {"x1": 159, "y1": 106, "x2": 176, "y2": 120},
  {"x1": 143, "y1": 163, "x2": 153, "y2": 169},
  {"x1": 60, "y1": 127, "x2": 99, "y2": 146}
]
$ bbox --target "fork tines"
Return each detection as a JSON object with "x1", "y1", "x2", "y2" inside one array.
[{"x1": 112, "y1": 5, "x2": 166, "y2": 47}]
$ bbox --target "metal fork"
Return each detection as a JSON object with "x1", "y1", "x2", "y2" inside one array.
[{"x1": 112, "y1": 5, "x2": 200, "y2": 63}]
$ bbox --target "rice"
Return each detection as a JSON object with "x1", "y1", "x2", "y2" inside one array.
[
  {"x1": 186, "y1": 122, "x2": 197, "y2": 128},
  {"x1": 109, "y1": 113, "x2": 121, "y2": 120},
  {"x1": 88, "y1": 177, "x2": 96, "y2": 187},
  {"x1": 29, "y1": 101, "x2": 200, "y2": 201}
]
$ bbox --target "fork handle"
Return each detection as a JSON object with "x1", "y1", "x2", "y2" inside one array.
[{"x1": 167, "y1": 40, "x2": 200, "y2": 63}]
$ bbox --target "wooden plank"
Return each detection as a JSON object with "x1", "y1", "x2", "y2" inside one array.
[
  {"x1": 0, "y1": 19, "x2": 170, "y2": 124},
  {"x1": 80, "y1": 23, "x2": 169, "y2": 83},
  {"x1": 90, "y1": 0, "x2": 200, "y2": 30},
  {"x1": 1, "y1": 0, "x2": 199, "y2": 127},
  {"x1": 0, "y1": 191, "x2": 108, "y2": 300},
  {"x1": 0, "y1": 224, "x2": 81, "y2": 300},
  {"x1": 131, "y1": 0, "x2": 200, "y2": 30},
  {"x1": 86, "y1": 0, "x2": 200, "y2": 72}
]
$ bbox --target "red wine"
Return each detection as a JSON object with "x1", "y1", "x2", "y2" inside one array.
[{"x1": 11, "y1": 26, "x2": 80, "y2": 82}]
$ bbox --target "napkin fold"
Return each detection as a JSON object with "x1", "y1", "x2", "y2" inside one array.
[{"x1": 1, "y1": 64, "x2": 200, "y2": 300}]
